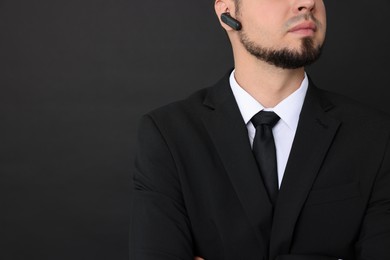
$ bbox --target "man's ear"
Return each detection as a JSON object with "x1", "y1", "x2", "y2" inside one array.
[{"x1": 214, "y1": 0, "x2": 237, "y2": 32}]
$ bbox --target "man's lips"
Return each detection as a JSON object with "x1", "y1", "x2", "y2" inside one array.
[{"x1": 288, "y1": 21, "x2": 317, "y2": 33}]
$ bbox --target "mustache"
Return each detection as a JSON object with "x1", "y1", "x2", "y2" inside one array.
[{"x1": 285, "y1": 13, "x2": 322, "y2": 29}]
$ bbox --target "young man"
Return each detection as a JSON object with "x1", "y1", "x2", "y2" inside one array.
[{"x1": 131, "y1": 0, "x2": 390, "y2": 259}]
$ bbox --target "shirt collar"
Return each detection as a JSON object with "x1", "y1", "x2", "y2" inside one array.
[{"x1": 229, "y1": 69, "x2": 308, "y2": 131}]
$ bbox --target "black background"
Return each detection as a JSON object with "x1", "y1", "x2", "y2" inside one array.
[{"x1": 1, "y1": 0, "x2": 389, "y2": 259}]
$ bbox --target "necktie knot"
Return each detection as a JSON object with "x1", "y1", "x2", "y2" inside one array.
[{"x1": 251, "y1": 111, "x2": 280, "y2": 128}]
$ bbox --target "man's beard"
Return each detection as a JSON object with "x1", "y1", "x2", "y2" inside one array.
[{"x1": 239, "y1": 31, "x2": 323, "y2": 69}]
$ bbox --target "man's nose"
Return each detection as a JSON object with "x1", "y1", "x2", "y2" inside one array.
[{"x1": 294, "y1": 0, "x2": 315, "y2": 14}]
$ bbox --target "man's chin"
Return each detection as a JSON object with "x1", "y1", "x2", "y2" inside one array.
[{"x1": 239, "y1": 31, "x2": 322, "y2": 69}]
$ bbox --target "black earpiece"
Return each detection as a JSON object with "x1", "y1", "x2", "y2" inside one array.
[{"x1": 221, "y1": 12, "x2": 242, "y2": 31}]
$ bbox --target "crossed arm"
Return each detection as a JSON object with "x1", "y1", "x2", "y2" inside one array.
[{"x1": 131, "y1": 115, "x2": 390, "y2": 260}]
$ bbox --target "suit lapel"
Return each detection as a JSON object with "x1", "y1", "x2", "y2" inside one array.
[
  {"x1": 202, "y1": 74, "x2": 273, "y2": 250},
  {"x1": 269, "y1": 82, "x2": 341, "y2": 259}
]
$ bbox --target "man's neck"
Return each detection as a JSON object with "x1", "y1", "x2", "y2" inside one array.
[{"x1": 234, "y1": 55, "x2": 305, "y2": 108}]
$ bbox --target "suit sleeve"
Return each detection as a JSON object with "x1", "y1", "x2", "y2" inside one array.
[
  {"x1": 130, "y1": 115, "x2": 194, "y2": 260},
  {"x1": 355, "y1": 134, "x2": 390, "y2": 259}
]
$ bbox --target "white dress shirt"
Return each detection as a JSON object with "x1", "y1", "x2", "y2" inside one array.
[{"x1": 229, "y1": 70, "x2": 308, "y2": 188}]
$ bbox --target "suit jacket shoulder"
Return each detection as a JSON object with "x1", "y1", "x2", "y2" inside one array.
[{"x1": 312, "y1": 86, "x2": 390, "y2": 125}]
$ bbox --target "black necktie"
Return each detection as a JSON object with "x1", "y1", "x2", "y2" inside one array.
[{"x1": 251, "y1": 111, "x2": 280, "y2": 205}]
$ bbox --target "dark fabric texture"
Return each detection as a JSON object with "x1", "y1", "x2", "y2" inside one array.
[
  {"x1": 251, "y1": 111, "x2": 280, "y2": 205},
  {"x1": 130, "y1": 71, "x2": 390, "y2": 260}
]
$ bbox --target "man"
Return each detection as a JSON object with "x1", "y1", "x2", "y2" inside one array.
[{"x1": 131, "y1": 0, "x2": 390, "y2": 259}]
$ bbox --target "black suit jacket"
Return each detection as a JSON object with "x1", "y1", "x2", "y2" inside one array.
[{"x1": 130, "y1": 72, "x2": 390, "y2": 260}]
